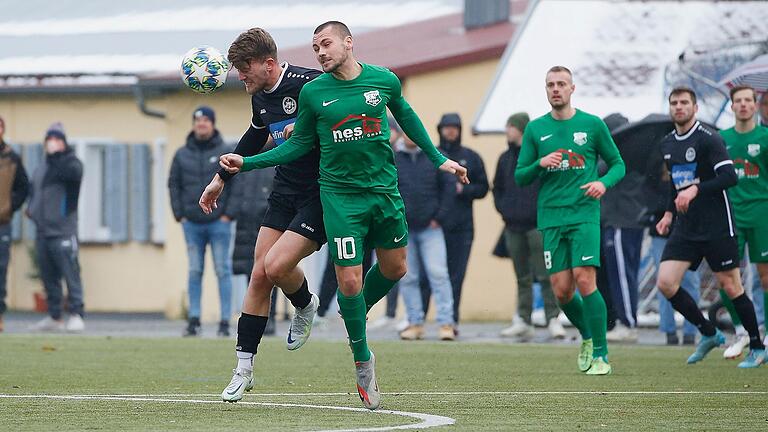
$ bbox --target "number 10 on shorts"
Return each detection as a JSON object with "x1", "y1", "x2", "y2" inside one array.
[{"x1": 334, "y1": 237, "x2": 357, "y2": 260}]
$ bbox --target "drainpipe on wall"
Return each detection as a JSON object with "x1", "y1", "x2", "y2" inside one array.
[{"x1": 132, "y1": 83, "x2": 166, "y2": 119}]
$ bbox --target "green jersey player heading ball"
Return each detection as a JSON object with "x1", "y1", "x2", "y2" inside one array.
[
  {"x1": 220, "y1": 21, "x2": 468, "y2": 410},
  {"x1": 515, "y1": 66, "x2": 626, "y2": 375}
]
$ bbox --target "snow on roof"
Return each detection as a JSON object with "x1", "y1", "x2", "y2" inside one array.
[
  {"x1": 0, "y1": 0, "x2": 461, "y2": 87},
  {"x1": 474, "y1": 0, "x2": 768, "y2": 133}
]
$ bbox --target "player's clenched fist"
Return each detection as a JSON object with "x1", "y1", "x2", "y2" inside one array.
[
  {"x1": 439, "y1": 159, "x2": 470, "y2": 184},
  {"x1": 219, "y1": 153, "x2": 243, "y2": 174},
  {"x1": 539, "y1": 151, "x2": 563, "y2": 169}
]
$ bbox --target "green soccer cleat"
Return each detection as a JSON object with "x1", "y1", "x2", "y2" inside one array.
[
  {"x1": 586, "y1": 356, "x2": 612, "y2": 375},
  {"x1": 686, "y1": 330, "x2": 725, "y2": 364},
  {"x1": 578, "y1": 338, "x2": 593, "y2": 372},
  {"x1": 737, "y1": 349, "x2": 766, "y2": 369}
]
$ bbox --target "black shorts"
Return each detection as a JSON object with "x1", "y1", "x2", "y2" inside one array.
[
  {"x1": 661, "y1": 234, "x2": 739, "y2": 272},
  {"x1": 261, "y1": 191, "x2": 326, "y2": 248}
]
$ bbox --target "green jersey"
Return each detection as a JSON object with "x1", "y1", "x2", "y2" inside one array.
[
  {"x1": 515, "y1": 109, "x2": 625, "y2": 229},
  {"x1": 241, "y1": 63, "x2": 447, "y2": 193},
  {"x1": 721, "y1": 125, "x2": 768, "y2": 228}
]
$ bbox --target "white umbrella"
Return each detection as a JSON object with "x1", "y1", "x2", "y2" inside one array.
[{"x1": 719, "y1": 53, "x2": 768, "y2": 92}]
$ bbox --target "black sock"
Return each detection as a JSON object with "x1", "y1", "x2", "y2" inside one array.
[
  {"x1": 668, "y1": 288, "x2": 716, "y2": 337},
  {"x1": 236, "y1": 313, "x2": 268, "y2": 355},
  {"x1": 285, "y1": 278, "x2": 312, "y2": 309},
  {"x1": 731, "y1": 294, "x2": 765, "y2": 350}
]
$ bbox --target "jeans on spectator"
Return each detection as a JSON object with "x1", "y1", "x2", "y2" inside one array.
[
  {"x1": 182, "y1": 219, "x2": 234, "y2": 321},
  {"x1": 401, "y1": 226, "x2": 454, "y2": 326},
  {"x1": 35, "y1": 234, "x2": 84, "y2": 320},
  {"x1": 650, "y1": 236, "x2": 700, "y2": 335},
  {"x1": 504, "y1": 226, "x2": 558, "y2": 324}
]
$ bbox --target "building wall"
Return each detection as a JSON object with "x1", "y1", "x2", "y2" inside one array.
[{"x1": 0, "y1": 57, "x2": 521, "y2": 323}]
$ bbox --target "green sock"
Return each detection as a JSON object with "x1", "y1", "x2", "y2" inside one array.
[
  {"x1": 363, "y1": 263, "x2": 400, "y2": 313},
  {"x1": 764, "y1": 290, "x2": 767, "y2": 331},
  {"x1": 719, "y1": 289, "x2": 742, "y2": 326},
  {"x1": 559, "y1": 293, "x2": 591, "y2": 340},
  {"x1": 337, "y1": 290, "x2": 371, "y2": 362},
  {"x1": 583, "y1": 290, "x2": 608, "y2": 359}
]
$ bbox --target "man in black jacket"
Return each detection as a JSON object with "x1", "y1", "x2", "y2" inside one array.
[
  {"x1": 494, "y1": 113, "x2": 564, "y2": 340},
  {"x1": 435, "y1": 113, "x2": 489, "y2": 327},
  {"x1": 0, "y1": 115, "x2": 29, "y2": 332},
  {"x1": 396, "y1": 133, "x2": 456, "y2": 341},
  {"x1": 28, "y1": 123, "x2": 84, "y2": 332},
  {"x1": 169, "y1": 106, "x2": 241, "y2": 337}
]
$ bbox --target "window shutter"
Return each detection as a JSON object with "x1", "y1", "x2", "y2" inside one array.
[
  {"x1": 104, "y1": 144, "x2": 129, "y2": 242},
  {"x1": 130, "y1": 144, "x2": 151, "y2": 242}
]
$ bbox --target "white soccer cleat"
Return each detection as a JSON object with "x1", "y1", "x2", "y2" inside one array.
[
  {"x1": 723, "y1": 334, "x2": 750, "y2": 359},
  {"x1": 287, "y1": 293, "x2": 319, "y2": 350},
  {"x1": 221, "y1": 368, "x2": 254, "y2": 402},
  {"x1": 355, "y1": 351, "x2": 381, "y2": 410},
  {"x1": 65, "y1": 315, "x2": 85, "y2": 333}
]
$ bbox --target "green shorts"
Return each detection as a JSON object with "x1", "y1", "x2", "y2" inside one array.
[
  {"x1": 320, "y1": 190, "x2": 409, "y2": 266},
  {"x1": 541, "y1": 222, "x2": 600, "y2": 274},
  {"x1": 737, "y1": 225, "x2": 768, "y2": 263}
]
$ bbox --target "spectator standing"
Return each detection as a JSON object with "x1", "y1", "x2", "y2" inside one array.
[
  {"x1": 495, "y1": 112, "x2": 564, "y2": 340},
  {"x1": 27, "y1": 123, "x2": 84, "y2": 332},
  {"x1": 436, "y1": 113, "x2": 489, "y2": 326},
  {"x1": 396, "y1": 133, "x2": 455, "y2": 340},
  {"x1": 169, "y1": 106, "x2": 241, "y2": 337},
  {"x1": 0, "y1": 115, "x2": 29, "y2": 332}
]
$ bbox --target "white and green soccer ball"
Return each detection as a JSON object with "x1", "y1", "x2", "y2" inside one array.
[{"x1": 180, "y1": 46, "x2": 230, "y2": 94}]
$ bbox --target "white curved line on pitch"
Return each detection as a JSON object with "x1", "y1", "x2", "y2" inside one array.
[{"x1": 0, "y1": 395, "x2": 455, "y2": 432}]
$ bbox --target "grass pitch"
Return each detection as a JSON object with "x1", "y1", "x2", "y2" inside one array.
[{"x1": 0, "y1": 335, "x2": 765, "y2": 431}]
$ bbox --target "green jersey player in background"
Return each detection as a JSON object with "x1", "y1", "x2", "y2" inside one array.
[
  {"x1": 515, "y1": 66, "x2": 625, "y2": 375},
  {"x1": 718, "y1": 85, "x2": 768, "y2": 365},
  {"x1": 219, "y1": 21, "x2": 468, "y2": 410}
]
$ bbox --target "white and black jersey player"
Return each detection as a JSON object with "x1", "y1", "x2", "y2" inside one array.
[
  {"x1": 655, "y1": 87, "x2": 765, "y2": 367},
  {"x1": 198, "y1": 28, "x2": 325, "y2": 401}
]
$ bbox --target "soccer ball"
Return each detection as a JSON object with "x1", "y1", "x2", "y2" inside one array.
[{"x1": 180, "y1": 46, "x2": 230, "y2": 94}]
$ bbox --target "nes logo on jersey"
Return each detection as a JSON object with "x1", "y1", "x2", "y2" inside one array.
[
  {"x1": 671, "y1": 163, "x2": 700, "y2": 190},
  {"x1": 748, "y1": 144, "x2": 761, "y2": 157},
  {"x1": 269, "y1": 118, "x2": 296, "y2": 145},
  {"x1": 364, "y1": 90, "x2": 381, "y2": 107},
  {"x1": 573, "y1": 132, "x2": 587, "y2": 146},
  {"x1": 282, "y1": 97, "x2": 297, "y2": 114},
  {"x1": 332, "y1": 114, "x2": 382, "y2": 143}
]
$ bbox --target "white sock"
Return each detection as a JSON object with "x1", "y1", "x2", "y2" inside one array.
[
  {"x1": 236, "y1": 351, "x2": 253, "y2": 371},
  {"x1": 735, "y1": 324, "x2": 747, "y2": 337}
]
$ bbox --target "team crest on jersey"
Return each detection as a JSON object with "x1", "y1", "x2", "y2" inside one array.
[
  {"x1": 282, "y1": 97, "x2": 297, "y2": 114},
  {"x1": 685, "y1": 147, "x2": 696, "y2": 162},
  {"x1": 748, "y1": 144, "x2": 761, "y2": 157},
  {"x1": 364, "y1": 90, "x2": 381, "y2": 107},
  {"x1": 573, "y1": 132, "x2": 587, "y2": 146}
]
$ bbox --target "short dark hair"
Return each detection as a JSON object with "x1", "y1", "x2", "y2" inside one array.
[
  {"x1": 669, "y1": 86, "x2": 697, "y2": 105},
  {"x1": 313, "y1": 21, "x2": 352, "y2": 39},
  {"x1": 729, "y1": 85, "x2": 757, "y2": 103},
  {"x1": 547, "y1": 65, "x2": 572, "y2": 77},
  {"x1": 228, "y1": 28, "x2": 278, "y2": 70}
]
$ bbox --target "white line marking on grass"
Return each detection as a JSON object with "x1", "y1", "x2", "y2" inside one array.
[
  {"x1": 0, "y1": 394, "x2": 455, "y2": 432},
  {"x1": 50, "y1": 390, "x2": 768, "y2": 397}
]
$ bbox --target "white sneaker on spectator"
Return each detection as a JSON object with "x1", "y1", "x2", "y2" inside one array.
[
  {"x1": 606, "y1": 322, "x2": 638, "y2": 343},
  {"x1": 724, "y1": 334, "x2": 750, "y2": 359},
  {"x1": 65, "y1": 315, "x2": 85, "y2": 333},
  {"x1": 30, "y1": 316, "x2": 64, "y2": 332},
  {"x1": 367, "y1": 316, "x2": 395, "y2": 330},
  {"x1": 395, "y1": 319, "x2": 410, "y2": 333},
  {"x1": 500, "y1": 319, "x2": 534, "y2": 339},
  {"x1": 547, "y1": 318, "x2": 567, "y2": 339}
]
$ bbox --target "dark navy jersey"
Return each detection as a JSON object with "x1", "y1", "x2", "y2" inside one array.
[
  {"x1": 251, "y1": 63, "x2": 322, "y2": 194},
  {"x1": 660, "y1": 120, "x2": 736, "y2": 241}
]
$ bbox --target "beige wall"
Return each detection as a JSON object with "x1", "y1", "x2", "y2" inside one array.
[{"x1": 1, "y1": 57, "x2": 520, "y2": 323}]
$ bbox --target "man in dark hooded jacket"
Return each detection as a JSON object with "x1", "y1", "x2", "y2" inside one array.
[
  {"x1": 434, "y1": 112, "x2": 489, "y2": 327},
  {"x1": 169, "y1": 106, "x2": 241, "y2": 337}
]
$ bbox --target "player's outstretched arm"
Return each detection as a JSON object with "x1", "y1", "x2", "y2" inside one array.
[
  {"x1": 696, "y1": 135, "x2": 737, "y2": 195},
  {"x1": 217, "y1": 126, "x2": 270, "y2": 182},
  {"x1": 595, "y1": 120, "x2": 626, "y2": 189}
]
